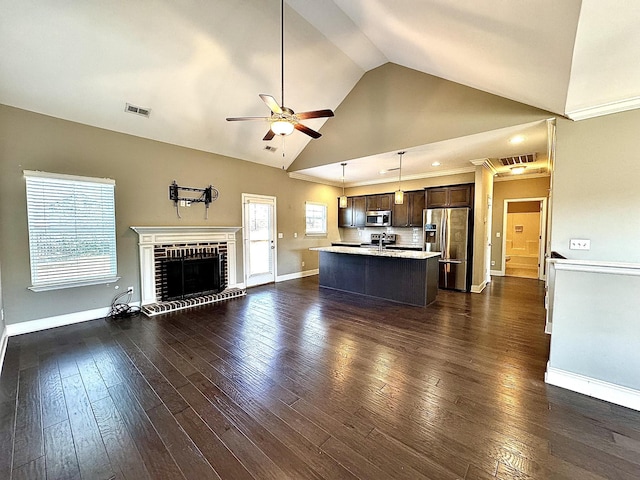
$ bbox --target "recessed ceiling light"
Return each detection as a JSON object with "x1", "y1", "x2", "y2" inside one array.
[
  {"x1": 510, "y1": 135, "x2": 525, "y2": 144},
  {"x1": 431, "y1": 161, "x2": 441, "y2": 167},
  {"x1": 511, "y1": 166, "x2": 526, "y2": 175}
]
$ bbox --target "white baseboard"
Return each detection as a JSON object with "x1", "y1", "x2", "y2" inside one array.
[
  {"x1": 4, "y1": 302, "x2": 140, "y2": 337},
  {"x1": 545, "y1": 364, "x2": 640, "y2": 411},
  {"x1": 490, "y1": 269, "x2": 504, "y2": 276},
  {"x1": 276, "y1": 269, "x2": 319, "y2": 283},
  {"x1": 0, "y1": 326, "x2": 8, "y2": 375},
  {"x1": 470, "y1": 280, "x2": 487, "y2": 293}
]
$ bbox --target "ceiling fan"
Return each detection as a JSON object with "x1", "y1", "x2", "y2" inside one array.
[{"x1": 226, "y1": 0, "x2": 334, "y2": 140}]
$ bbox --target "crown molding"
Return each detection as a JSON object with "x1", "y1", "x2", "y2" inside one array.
[
  {"x1": 287, "y1": 172, "x2": 342, "y2": 187},
  {"x1": 566, "y1": 96, "x2": 640, "y2": 121},
  {"x1": 493, "y1": 172, "x2": 550, "y2": 182},
  {"x1": 290, "y1": 166, "x2": 476, "y2": 188}
]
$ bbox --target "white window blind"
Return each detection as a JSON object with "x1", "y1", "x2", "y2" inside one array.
[
  {"x1": 24, "y1": 170, "x2": 118, "y2": 291},
  {"x1": 305, "y1": 202, "x2": 327, "y2": 236}
]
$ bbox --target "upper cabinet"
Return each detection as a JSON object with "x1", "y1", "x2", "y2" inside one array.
[
  {"x1": 365, "y1": 193, "x2": 394, "y2": 211},
  {"x1": 338, "y1": 196, "x2": 366, "y2": 228},
  {"x1": 339, "y1": 185, "x2": 472, "y2": 228},
  {"x1": 426, "y1": 184, "x2": 473, "y2": 208},
  {"x1": 392, "y1": 190, "x2": 426, "y2": 227}
]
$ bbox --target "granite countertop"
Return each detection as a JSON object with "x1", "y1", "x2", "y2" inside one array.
[{"x1": 311, "y1": 246, "x2": 441, "y2": 260}]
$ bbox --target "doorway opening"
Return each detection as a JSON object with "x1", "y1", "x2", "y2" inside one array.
[
  {"x1": 502, "y1": 197, "x2": 547, "y2": 280},
  {"x1": 242, "y1": 194, "x2": 277, "y2": 287}
]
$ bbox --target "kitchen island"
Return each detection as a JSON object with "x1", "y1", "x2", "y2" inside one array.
[{"x1": 310, "y1": 246, "x2": 441, "y2": 307}]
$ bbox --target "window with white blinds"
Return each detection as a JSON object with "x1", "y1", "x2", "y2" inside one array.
[{"x1": 24, "y1": 170, "x2": 118, "y2": 291}]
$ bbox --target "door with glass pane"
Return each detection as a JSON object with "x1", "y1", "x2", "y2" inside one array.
[{"x1": 242, "y1": 194, "x2": 276, "y2": 287}]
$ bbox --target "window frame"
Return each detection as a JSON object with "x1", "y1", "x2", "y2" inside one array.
[
  {"x1": 24, "y1": 170, "x2": 119, "y2": 291},
  {"x1": 305, "y1": 201, "x2": 328, "y2": 237}
]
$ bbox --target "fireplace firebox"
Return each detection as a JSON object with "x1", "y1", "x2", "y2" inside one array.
[{"x1": 160, "y1": 253, "x2": 226, "y2": 301}]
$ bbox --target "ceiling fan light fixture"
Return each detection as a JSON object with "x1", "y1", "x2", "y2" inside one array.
[{"x1": 271, "y1": 120, "x2": 294, "y2": 136}]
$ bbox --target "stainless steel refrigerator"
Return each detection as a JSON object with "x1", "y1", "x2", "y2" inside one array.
[{"x1": 424, "y1": 207, "x2": 471, "y2": 292}]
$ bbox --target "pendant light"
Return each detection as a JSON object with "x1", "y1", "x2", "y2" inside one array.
[
  {"x1": 394, "y1": 151, "x2": 405, "y2": 205},
  {"x1": 339, "y1": 162, "x2": 348, "y2": 208}
]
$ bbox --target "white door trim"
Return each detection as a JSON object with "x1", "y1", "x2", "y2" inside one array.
[
  {"x1": 242, "y1": 193, "x2": 277, "y2": 287},
  {"x1": 501, "y1": 197, "x2": 548, "y2": 280}
]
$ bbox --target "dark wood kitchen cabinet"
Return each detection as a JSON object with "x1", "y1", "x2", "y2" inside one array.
[
  {"x1": 365, "y1": 193, "x2": 394, "y2": 211},
  {"x1": 392, "y1": 190, "x2": 426, "y2": 227},
  {"x1": 426, "y1": 184, "x2": 473, "y2": 208},
  {"x1": 338, "y1": 196, "x2": 366, "y2": 228}
]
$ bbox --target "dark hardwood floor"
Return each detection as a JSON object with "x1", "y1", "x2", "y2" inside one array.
[{"x1": 1, "y1": 276, "x2": 640, "y2": 479}]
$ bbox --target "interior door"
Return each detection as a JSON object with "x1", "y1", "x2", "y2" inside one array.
[{"x1": 242, "y1": 194, "x2": 276, "y2": 287}]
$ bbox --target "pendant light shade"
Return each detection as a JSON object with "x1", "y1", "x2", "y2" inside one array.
[
  {"x1": 339, "y1": 162, "x2": 348, "y2": 208},
  {"x1": 395, "y1": 151, "x2": 405, "y2": 205}
]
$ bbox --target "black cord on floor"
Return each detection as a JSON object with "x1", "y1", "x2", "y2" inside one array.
[{"x1": 108, "y1": 290, "x2": 141, "y2": 318}]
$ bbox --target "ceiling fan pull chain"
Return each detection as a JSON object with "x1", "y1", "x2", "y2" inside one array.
[{"x1": 281, "y1": 0, "x2": 285, "y2": 107}]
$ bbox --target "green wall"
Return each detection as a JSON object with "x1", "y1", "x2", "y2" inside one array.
[{"x1": 0, "y1": 105, "x2": 340, "y2": 326}]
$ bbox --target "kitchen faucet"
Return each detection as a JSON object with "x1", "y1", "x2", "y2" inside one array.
[{"x1": 378, "y1": 232, "x2": 386, "y2": 252}]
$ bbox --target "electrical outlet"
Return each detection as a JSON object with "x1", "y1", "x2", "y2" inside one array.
[
  {"x1": 569, "y1": 239, "x2": 590, "y2": 250},
  {"x1": 278, "y1": 232, "x2": 283, "y2": 239},
  {"x1": 127, "y1": 286, "x2": 134, "y2": 293},
  {"x1": 496, "y1": 232, "x2": 501, "y2": 238},
  {"x1": 301, "y1": 261, "x2": 305, "y2": 267},
  {"x1": 491, "y1": 260, "x2": 496, "y2": 266},
  {"x1": 294, "y1": 232, "x2": 297, "y2": 238}
]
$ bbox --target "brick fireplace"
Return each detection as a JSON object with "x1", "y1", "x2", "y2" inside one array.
[{"x1": 130, "y1": 226, "x2": 245, "y2": 316}]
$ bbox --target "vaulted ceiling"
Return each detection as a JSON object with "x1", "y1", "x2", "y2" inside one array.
[{"x1": 2, "y1": 1, "x2": 639, "y2": 182}]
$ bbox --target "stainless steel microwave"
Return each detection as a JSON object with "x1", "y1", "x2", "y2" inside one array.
[{"x1": 365, "y1": 210, "x2": 392, "y2": 227}]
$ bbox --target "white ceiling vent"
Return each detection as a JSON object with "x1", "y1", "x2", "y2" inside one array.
[
  {"x1": 125, "y1": 103, "x2": 151, "y2": 118},
  {"x1": 499, "y1": 153, "x2": 536, "y2": 166}
]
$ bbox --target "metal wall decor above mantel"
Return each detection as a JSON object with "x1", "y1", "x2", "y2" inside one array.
[{"x1": 169, "y1": 180, "x2": 219, "y2": 219}]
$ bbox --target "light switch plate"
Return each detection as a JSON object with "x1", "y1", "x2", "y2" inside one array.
[
  {"x1": 569, "y1": 238, "x2": 590, "y2": 250},
  {"x1": 278, "y1": 232, "x2": 283, "y2": 239}
]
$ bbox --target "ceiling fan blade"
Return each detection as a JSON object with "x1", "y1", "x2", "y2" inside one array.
[
  {"x1": 295, "y1": 109, "x2": 335, "y2": 120},
  {"x1": 294, "y1": 123, "x2": 321, "y2": 139},
  {"x1": 259, "y1": 94, "x2": 283, "y2": 115},
  {"x1": 263, "y1": 129, "x2": 276, "y2": 141},
  {"x1": 226, "y1": 116, "x2": 269, "y2": 121}
]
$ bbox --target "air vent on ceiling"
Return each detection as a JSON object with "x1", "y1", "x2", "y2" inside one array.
[
  {"x1": 264, "y1": 145, "x2": 277, "y2": 152},
  {"x1": 499, "y1": 153, "x2": 536, "y2": 166},
  {"x1": 125, "y1": 103, "x2": 151, "y2": 118}
]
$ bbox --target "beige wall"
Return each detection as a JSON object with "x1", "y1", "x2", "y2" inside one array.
[
  {"x1": 0, "y1": 262, "x2": 4, "y2": 334},
  {"x1": 553, "y1": 111, "x2": 640, "y2": 262},
  {"x1": 491, "y1": 176, "x2": 550, "y2": 269},
  {"x1": 345, "y1": 172, "x2": 475, "y2": 197},
  {"x1": 0, "y1": 105, "x2": 341, "y2": 326},
  {"x1": 472, "y1": 164, "x2": 493, "y2": 290},
  {"x1": 290, "y1": 63, "x2": 552, "y2": 172}
]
